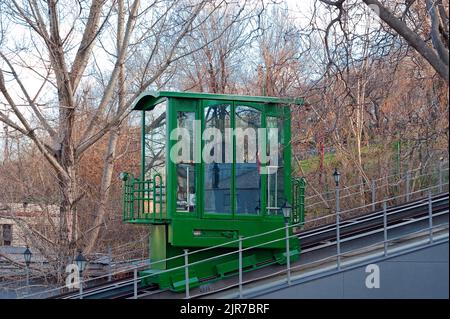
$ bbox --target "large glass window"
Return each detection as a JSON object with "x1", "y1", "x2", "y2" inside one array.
[
  {"x1": 235, "y1": 106, "x2": 261, "y2": 215},
  {"x1": 266, "y1": 116, "x2": 285, "y2": 215},
  {"x1": 175, "y1": 112, "x2": 196, "y2": 212},
  {"x1": 204, "y1": 104, "x2": 232, "y2": 214},
  {"x1": 144, "y1": 101, "x2": 166, "y2": 180}
]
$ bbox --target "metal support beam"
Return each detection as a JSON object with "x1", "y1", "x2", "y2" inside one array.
[
  {"x1": 285, "y1": 223, "x2": 291, "y2": 285},
  {"x1": 336, "y1": 186, "x2": 341, "y2": 270},
  {"x1": 133, "y1": 267, "x2": 138, "y2": 299},
  {"x1": 239, "y1": 236, "x2": 243, "y2": 298},
  {"x1": 383, "y1": 201, "x2": 388, "y2": 256},
  {"x1": 371, "y1": 180, "x2": 376, "y2": 211},
  {"x1": 428, "y1": 191, "x2": 433, "y2": 243},
  {"x1": 108, "y1": 246, "x2": 112, "y2": 282},
  {"x1": 184, "y1": 249, "x2": 190, "y2": 299},
  {"x1": 26, "y1": 265, "x2": 29, "y2": 296},
  {"x1": 406, "y1": 172, "x2": 410, "y2": 202},
  {"x1": 79, "y1": 274, "x2": 83, "y2": 299}
]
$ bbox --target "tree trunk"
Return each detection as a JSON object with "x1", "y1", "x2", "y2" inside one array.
[
  {"x1": 84, "y1": 0, "x2": 125, "y2": 255},
  {"x1": 84, "y1": 128, "x2": 120, "y2": 255},
  {"x1": 56, "y1": 166, "x2": 76, "y2": 282}
]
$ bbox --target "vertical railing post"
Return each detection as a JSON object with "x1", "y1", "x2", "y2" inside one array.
[
  {"x1": 122, "y1": 177, "x2": 126, "y2": 221},
  {"x1": 371, "y1": 180, "x2": 376, "y2": 211},
  {"x1": 139, "y1": 180, "x2": 143, "y2": 219},
  {"x1": 108, "y1": 246, "x2": 112, "y2": 282},
  {"x1": 159, "y1": 180, "x2": 163, "y2": 220},
  {"x1": 133, "y1": 267, "x2": 138, "y2": 299},
  {"x1": 152, "y1": 177, "x2": 156, "y2": 220},
  {"x1": 428, "y1": 191, "x2": 433, "y2": 243},
  {"x1": 285, "y1": 222, "x2": 291, "y2": 285},
  {"x1": 383, "y1": 201, "x2": 388, "y2": 256},
  {"x1": 79, "y1": 275, "x2": 83, "y2": 299},
  {"x1": 438, "y1": 160, "x2": 443, "y2": 193},
  {"x1": 406, "y1": 171, "x2": 410, "y2": 202},
  {"x1": 184, "y1": 249, "x2": 190, "y2": 299},
  {"x1": 186, "y1": 166, "x2": 190, "y2": 207},
  {"x1": 130, "y1": 176, "x2": 135, "y2": 220},
  {"x1": 26, "y1": 265, "x2": 30, "y2": 296},
  {"x1": 238, "y1": 236, "x2": 243, "y2": 298},
  {"x1": 336, "y1": 186, "x2": 341, "y2": 270}
]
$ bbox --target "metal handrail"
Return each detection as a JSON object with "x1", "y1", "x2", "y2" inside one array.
[
  {"x1": 306, "y1": 171, "x2": 449, "y2": 209},
  {"x1": 304, "y1": 162, "x2": 448, "y2": 201},
  {"x1": 21, "y1": 163, "x2": 449, "y2": 299},
  {"x1": 20, "y1": 161, "x2": 448, "y2": 297},
  {"x1": 190, "y1": 221, "x2": 450, "y2": 299},
  {"x1": 298, "y1": 196, "x2": 449, "y2": 242},
  {"x1": 305, "y1": 180, "x2": 448, "y2": 221},
  {"x1": 29, "y1": 191, "x2": 449, "y2": 299},
  {"x1": 304, "y1": 163, "x2": 449, "y2": 205},
  {"x1": 302, "y1": 183, "x2": 449, "y2": 234},
  {"x1": 23, "y1": 183, "x2": 448, "y2": 299},
  {"x1": 122, "y1": 172, "x2": 166, "y2": 222},
  {"x1": 30, "y1": 195, "x2": 448, "y2": 296}
]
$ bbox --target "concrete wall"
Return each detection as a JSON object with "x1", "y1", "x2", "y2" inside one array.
[{"x1": 254, "y1": 241, "x2": 449, "y2": 299}]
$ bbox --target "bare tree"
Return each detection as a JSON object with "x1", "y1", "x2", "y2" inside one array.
[
  {"x1": 174, "y1": 1, "x2": 260, "y2": 94},
  {"x1": 254, "y1": 5, "x2": 307, "y2": 97},
  {"x1": 0, "y1": 0, "x2": 252, "y2": 281},
  {"x1": 319, "y1": 0, "x2": 449, "y2": 83}
]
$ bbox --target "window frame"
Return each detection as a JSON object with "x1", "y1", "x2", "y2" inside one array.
[
  {"x1": 201, "y1": 99, "x2": 234, "y2": 220},
  {"x1": 161, "y1": 98, "x2": 290, "y2": 221},
  {"x1": 168, "y1": 100, "x2": 201, "y2": 218}
]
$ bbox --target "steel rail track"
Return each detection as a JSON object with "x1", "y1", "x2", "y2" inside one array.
[
  {"x1": 49, "y1": 192, "x2": 449, "y2": 299},
  {"x1": 298, "y1": 192, "x2": 449, "y2": 248},
  {"x1": 50, "y1": 273, "x2": 134, "y2": 299}
]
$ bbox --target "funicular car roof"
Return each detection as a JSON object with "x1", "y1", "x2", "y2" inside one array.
[{"x1": 132, "y1": 91, "x2": 304, "y2": 111}]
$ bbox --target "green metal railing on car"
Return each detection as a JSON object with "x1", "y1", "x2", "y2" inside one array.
[
  {"x1": 121, "y1": 172, "x2": 305, "y2": 224},
  {"x1": 120, "y1": 172, "x2": 167, "y2": 224},
  {"x1": 292, "y1": 177, "x2": 306, "y2": 226}
]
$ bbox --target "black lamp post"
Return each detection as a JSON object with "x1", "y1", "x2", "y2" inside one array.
[
  {"x1": 24, "y1": 246, "x2": 32, "y2": 266},
  {"x1": 333, "y1": 168, "x2": 341, "y2": 214},
  {"x1": 333, "y1": 168, "x2": 341, "y2": 187},
  {"x1": 281, "y1": 201, "x2": 292, "y2": 224},
  {"x1": 24, "y1": 246, "x2": 32, "y2": 292},
  {"x1": 119, "y1": 172, "x2": 129, "y2": 182}
]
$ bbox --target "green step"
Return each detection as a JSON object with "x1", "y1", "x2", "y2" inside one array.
[{"x1": 216, "y1": 254, "x2": 257, "y2": 277}]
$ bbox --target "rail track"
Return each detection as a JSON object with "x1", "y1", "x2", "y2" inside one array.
[
  {"x1": 51, "y1": 275, "x2": 164, "y2": 299},
  {"x1": 299, "y1": 192, "x2": 449, "y2": 248},
  {"x1": 49, "y1": 192, "x2": 449, "y2": 299}
]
